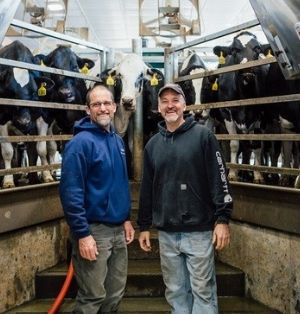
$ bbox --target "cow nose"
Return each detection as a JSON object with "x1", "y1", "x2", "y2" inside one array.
[{"x1": 59, "y1": 88, "x2": 72, "y2": 98}]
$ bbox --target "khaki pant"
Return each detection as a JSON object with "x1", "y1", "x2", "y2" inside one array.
[{"x1": 71, "y1": 223, "x2": 127, "y2": 314}]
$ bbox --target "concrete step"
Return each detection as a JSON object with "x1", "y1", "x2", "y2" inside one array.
[
  {"x1": 35, "y1": 260, "x2": 244, "y2": 299},
  {"x1": 4, "y1": 296, "x2": 279, "y2": 313}
]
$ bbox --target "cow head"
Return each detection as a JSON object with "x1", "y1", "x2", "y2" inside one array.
[
  {"x1": 101, "y1": 54, "x2": 150, "y2": 111},
  {"x1": 143, "y1": 67, "x2": 164, "y2": 115},
  {"x1": 0, "y1": 41, "x2": 55, "y2": 130},
  {"x1": 35, "y1": 46, "x2": 95, "y2": 104},
  {"x1": 178, "y1": 51, "x2": 206, "y2": 106}
]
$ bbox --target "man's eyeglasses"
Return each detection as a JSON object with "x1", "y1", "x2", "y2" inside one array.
[{"x1": 89, "y1": 101, "x2": 114, "y2": 109}]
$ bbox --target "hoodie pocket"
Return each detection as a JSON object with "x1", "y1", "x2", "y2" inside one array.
[{"x1": 153, "y1": 181, "x2": 208, "y2": 226}]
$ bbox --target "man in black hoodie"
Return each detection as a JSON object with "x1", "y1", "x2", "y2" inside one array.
[{"x1": 138, "y1": 83, "x2": 233, "y2": 314}]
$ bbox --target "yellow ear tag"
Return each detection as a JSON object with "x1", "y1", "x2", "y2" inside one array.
[
  {"x1": 38, "y1": 82, "x2": 47, "y2": 97},
  {"x1": 266, "y1": 49, "x2": 273, "y2": 58},
  {"x1": 212, "y1": 79, "x2": 218, "y2": 91},
  {"x1": 106, "y1": 75, "x2": 115, "y2": 86},
  {"x1": 80, "y1": 63, "x2": 89, "y2": 74},
  {"x1": 40, "y1": 60, "x2": 45, "y2": 66},
  {"x1": 150, "y1": 73, "x2": 158, "y2": 86},
  {"x1": 219, "y1": 51, "x2": 225, "y2": 65}
]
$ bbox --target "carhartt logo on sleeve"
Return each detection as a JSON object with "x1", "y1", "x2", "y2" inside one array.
[
  {"x1": 216, "y1": 151, "x2": 230, "y2": 195},
  {"x1": 120, "y1": 148, "x2": 126, "y2": 155}
]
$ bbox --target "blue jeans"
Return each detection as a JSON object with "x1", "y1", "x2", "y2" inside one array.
[
  {"x1": 71, "y1": 223, "x2": 127, "y2": 314},
  {"x1": 158, "y1": 230, "x2": 218, "y2": 314}
]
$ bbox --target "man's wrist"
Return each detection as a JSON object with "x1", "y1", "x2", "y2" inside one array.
[{"x1": 215, "y1": 217, "x2": 229, "y2": 225}]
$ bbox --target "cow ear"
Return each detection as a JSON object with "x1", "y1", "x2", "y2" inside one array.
[
  {"x1": 108, "y1": 67, "x2": 117, "y2": 77},
  {"x1": 213, "y1": 46, "x2": 229, "y2": 57},
  {"x1": 77, "y1": 58, "x2": 95, "y2": 70},
  {"x1": 146, "y1": 68, "x2": 164, "y2": 81},
  {"x1": 35, "y1": 76, "x2": 55, "y2": 92},
  {"x1": 34, "y1": 54, "x2": 49, "y2": 66}
]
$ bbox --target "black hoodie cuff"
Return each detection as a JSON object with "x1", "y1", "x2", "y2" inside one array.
[{"x1": 215, "y1": 216, "x2": 230, "y2": 225}]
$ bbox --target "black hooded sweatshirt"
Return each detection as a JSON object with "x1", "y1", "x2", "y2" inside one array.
[{"x1": 138, "y1": 116, "x2": 233, "y2": 232}]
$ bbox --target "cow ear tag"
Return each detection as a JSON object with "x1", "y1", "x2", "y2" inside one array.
[
  {"x1": 38, "y1": 82, "x2": 47, "y2": 96},
  {"x1": 80, "y1": 63, "x2": 89, "y2": 74},
  {"x1": 150, "y1": 73, "x2": 158, "y2": 86},
  {"x1": 219, "y1": 51, "x2": 225, "y2": 65},
  {"x1": 212, "y1": 79, "x2": 218, "y2": 91},
  {"x1": 40, "y1": 60, "x2": 46, "y2": 66},
  {"x1": 266, "y1": 50, "x2": 273, "y2": 58},
  {"x1": 106, "y1": 75, "x2": 115, "y2": 86}
]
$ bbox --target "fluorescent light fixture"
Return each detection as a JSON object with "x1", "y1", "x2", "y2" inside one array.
[{"x1": 47, "y1": 3, "x2": 64, "y2": 11}]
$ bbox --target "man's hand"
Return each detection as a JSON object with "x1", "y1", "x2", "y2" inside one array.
[
  {"x1": 124, "y1": 221, "x2": 135, "y2": 244},
  {"x1": 78, "y1": 235, "x2": 99, "y2": 261},
  {"x1": 139, "y1": 231, "x2": 151, "y2": 252},
  {"x1": 213, "y1": 224, "x2": 230, "y2": 250}
]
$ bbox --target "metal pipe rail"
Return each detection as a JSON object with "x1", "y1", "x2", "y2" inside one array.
[
  {"x1": 0, "y1": 58, "x2": 102, "y2": 83},
  {"x1": 0, "y1": 135, "x2": 72, "y2": 143},
  {"x1": 186, "y1": 93, "x2": 300, "y2": 111},
  {"x1": 170, "y1": 19, "x2": 260, "y2": 52},
  {"x1": 1, "y1": 161, "x2": 299, "y2": 178},
  {"x1": 0, "y1": 163, "x2": 61, "y2": 176},
  {"x1": 215, "y1": 134, "x2": 300, "y2": 141},
  {"x1": 2, "y1": 133, "x2": 300, "y2": 145},
  {"x1": 11, "y1": 19, "x2": 107, "y2": 52},
  {"x1": 227, "y1": 163, "x2": 300, "y2": 176},
  {"x1": 174, "y1": 57, "x2": 277, "y2": 83},
  {"x1": 0, "y1": 98, "x2": 86, "y2": 110}
]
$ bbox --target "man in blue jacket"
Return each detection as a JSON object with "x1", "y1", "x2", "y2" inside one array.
[
  {"x1": 138, "y1": 83, "x2": 233, "y2": 314},
  {"x1": 60, "y1": 84, "x2": 134, "y2": 314}
]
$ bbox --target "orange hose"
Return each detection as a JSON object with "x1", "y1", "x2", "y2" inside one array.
[{"x1": 48, "y1": 260, "x2": 74, "y2": 314}]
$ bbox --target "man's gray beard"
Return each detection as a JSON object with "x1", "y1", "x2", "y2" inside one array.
[{"x1": 95, "y1": 116, "x2": 112, "y2": 130}]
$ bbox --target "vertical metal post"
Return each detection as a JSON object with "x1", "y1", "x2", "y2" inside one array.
[
  {"x1": 164, "y1": 47, "x2": 174, "y2": 83},
  {"x1": 173, "y1": 51, "x2": 179, "y2": 81},
  {"x1": 132, "y1": 38, "x2": 143, "y2": 181},
  {"x1": 0, "y1": 0, "x2": 21, "y2": 45},
  {"x1": 105, "y1": 48, "x2": 115, "y2": 69}
]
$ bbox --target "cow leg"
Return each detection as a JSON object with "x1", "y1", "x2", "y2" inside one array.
[
  {"x1": 295, "y1": 173, "x2": 300, "y2": 189},
  {"x1": 0, "y1": 124, "x2": 15, "y2": 188},
  {"x1": 36, "y1": 117, "x2": 54, "y2": 183},
  {"x1": 47, "y1": 121, "x2": 58, "y2": 178},
  {"x1": 253, "y1": 147, "x2": 264, "y2": 184},
  {"x1": 280, "y1": 139, "x2": 293, "y2": 186},
  {"x1": 225, "y1": 120, "x2": 239, "y2": 181}
]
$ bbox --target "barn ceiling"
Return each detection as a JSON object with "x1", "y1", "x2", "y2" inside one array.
[
  {"x1": 70, "y1": 0, "x2": 268, "y2": 49},
  {"x1": 6, "y1": 0, "x2": 268, "y2": 63}
]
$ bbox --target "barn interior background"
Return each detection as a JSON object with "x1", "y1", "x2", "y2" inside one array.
[
  {"x1": 5, "y1": 0, "x2": 267, "y2": 64},
  {"x1": 1, "y1": 1, "x2": 300, "y2": 314}
]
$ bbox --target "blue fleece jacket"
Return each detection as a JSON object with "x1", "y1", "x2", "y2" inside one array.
[{"x1": 59, "y1": 116, "x2": 131, "y2": 239}]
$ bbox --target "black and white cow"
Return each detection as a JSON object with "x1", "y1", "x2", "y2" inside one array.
[
  {"x1": 213, "y1": 31, "x2": 270, "y2": 183},
  {"x1": 178, "y1": 50, "x2": 207, "y2": 105},
  {"x1": 100, "y1": 53, "x2": 164, "y2": 137},
  {"x1": 142, "y1": 67, "x2": 164, "y2": 143},
  {"x1": 34, "y1": 45, "x2": 95, "y2": 177},
  {"x1": 0, "y1": 40, "x2": 55, "y2": 188},
  {"x1": 35, "y1": 45, "x2": 95, "y2": 133},
  {"x1": 263, "y1": 50, "x2": 300, "y2": 187}
]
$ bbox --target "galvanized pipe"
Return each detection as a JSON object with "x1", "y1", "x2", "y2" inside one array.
[
  {"x1": 170, "y1": 19, "x2": 260, "y2": 52},
  {"x1": 164, "y1": 48, "x2": 174, "y2": 83},
  {"x1": 0, "y1": 0, "x2": 21, "y2": 45},
  {"x1": 132, "y1": 39, "x2": 144, "y2": 181},
  {"x1": 105, "y1": 48, "x2": 115, "y2": 69}
]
